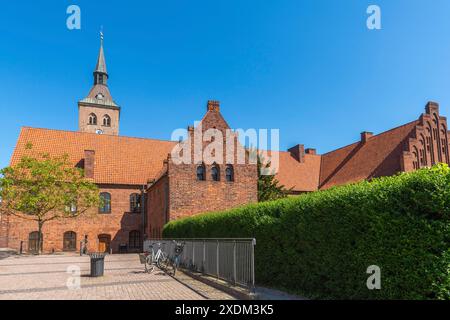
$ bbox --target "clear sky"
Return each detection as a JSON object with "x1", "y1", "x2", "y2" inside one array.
[{"x1": 1, "y1": 1, "x2": 450, "y2": 168}]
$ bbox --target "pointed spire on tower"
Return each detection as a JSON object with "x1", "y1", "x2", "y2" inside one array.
[
  {"x1": 79, "y1": 30, "x2": 119, "y2": 108},
  {"x1": 94, "y1": 28, "x2": 108, "y2": 84}
]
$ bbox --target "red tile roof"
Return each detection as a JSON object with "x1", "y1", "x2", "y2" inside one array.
[
  {"x1": 9, "y1": 118, "x2": 422, "y2": 192},
  {"x1": 319, "y1": 121, "x2": 418, "y2": 189},
  {"x1": 274, "y1": 152, "x2": 321, "y2": 192},
  {"x1": 11, "y1": 127, "x2": 177, "y2": 186}
]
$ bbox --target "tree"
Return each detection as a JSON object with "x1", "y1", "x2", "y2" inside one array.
[
  {"x1": 257, "y1": 154, "x2": 291, "y2": 202},
  {"x1": 0, "y1": 147, "x2": 100, "y2": 254}
]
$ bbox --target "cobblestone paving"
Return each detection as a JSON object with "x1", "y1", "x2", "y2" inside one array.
[
  {"x1": 173, "y1": 271, "x2": 236, "y2": 300},
  {"x1": 0, "y1": 253, "x2": 208, "y2": 300}
]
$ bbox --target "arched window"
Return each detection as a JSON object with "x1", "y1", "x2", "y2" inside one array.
[
  {"x1": 211, "y1": 164, "x2": 220, "y2": 181},
  {"x1": 63, "y1": 231, "x2": 77, "y2": 252},
  {"x1": 427, "y1": 123, "x2": 435, "y2": 164},
  {"x1": 88, "y1": 113, "x2": 97, "y2": 125},
  {"x1": 197, "y1": 164, "x2": 206, "y2": 181},
  {"x1": 103, "y1": 115, "x2": 111, "y2": 127},
  {"x1": 129, "y1": 230, "x2": 141, "y2": 249},
  {"x1": 99, "y1": 192, "x2": 111, "y2": 213},
  {"x1": 412, "y1": 147, "x2": 420, "y2": 170},
  {"x1": 130, "y1": 193, "x2": 141, "y2": 213},
  {"x1": 226, "y1": 165, "x2": 234, "y2": 182},
  {"x1": 420, "y1": 136, "x2": 427, "y2": 166}
]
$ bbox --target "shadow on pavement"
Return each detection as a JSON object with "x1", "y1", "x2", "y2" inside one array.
[{"x1": 0, "y1": 249, "x2": 18, "y2": 261}]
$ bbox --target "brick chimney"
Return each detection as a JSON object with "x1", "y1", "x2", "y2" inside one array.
[
  {"x1": 305, "y1": 148, "x2": 317, "y2": 155},
  {"x1": 84, "y1": 150, "x2": 95, "y2": 179},
  {"x1": 425, "y1": 101, "x2": 439, "y2": 115},
  {"x1": 207, "y1": 100, "x2": 220, "y2": 112},
  {"x1": 288, "y1": 144, "x2": 305, "y2": 163},
  {"x1": 361, "y1": 132, "x2": 373, "y2": 144}
]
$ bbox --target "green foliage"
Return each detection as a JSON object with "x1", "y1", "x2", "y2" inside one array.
[
  {"x1": 0, "y1": 148, "x2": 100, "y2": 253},
  {"x1": 164, "y1": 164, "x2": 450, "y2": 299},
  {"x1": 257, "y1": 155, "x2": 290, "y2": 202}
]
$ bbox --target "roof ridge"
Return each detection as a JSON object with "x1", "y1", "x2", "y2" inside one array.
[
  {"x1": 20, "y1": 127, "x2": 177, "y2": 144},
  {"x1": 321, "y1": 119, "x2": 419, "y2": 156}
]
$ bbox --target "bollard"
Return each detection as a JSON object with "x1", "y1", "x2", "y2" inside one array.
[{"x1": 19, "y1": 241, "x2": 23, "y2": 255}]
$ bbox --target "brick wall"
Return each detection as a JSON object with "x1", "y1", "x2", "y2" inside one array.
[
  {"x1": 146, "y1": 175, "x2": 169, "y2": 239},
  {"x1": 147, "y1": 101, "x2": 258, "y2": 237},
  {"x1": 78, "y1": 104, "x2": 120, "y2": 135},
  {"x1": 403, "y1": 102, "x2": 450, "y2": 171},
  {"x1": 0, "y1": 212, "x2": 9, "y2": 248},
  {"x1": 168, "y1": 162, "x2": 258, "y2": 221},
  {"x1": 6, "y1": 185, "x2": 142, "y2": 254}
]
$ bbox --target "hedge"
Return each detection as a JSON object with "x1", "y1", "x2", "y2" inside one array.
[{"x1": 163, "y1": 164, "x2": 450, "y2": 299}]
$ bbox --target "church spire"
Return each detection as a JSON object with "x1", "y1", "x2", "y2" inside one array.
[
  {"x1": 94, "y1": 30, "x2": 108, "y2": 85},
  {"x1": 78, "y1": 30, "x2": 120, "y2": 135}
]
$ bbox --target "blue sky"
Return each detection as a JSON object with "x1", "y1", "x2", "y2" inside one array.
[{"x1": 1, "y1": 1, "x2": 450, "y2": 168}]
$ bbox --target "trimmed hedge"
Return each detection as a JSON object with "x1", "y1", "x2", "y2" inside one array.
[{"x1": 164, "y1": 164, "x2": 450, "y2": 299}]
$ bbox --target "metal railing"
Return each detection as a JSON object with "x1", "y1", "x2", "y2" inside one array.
[{"x1": 144, "y1": 238, "x2": 256, "y2": 289}]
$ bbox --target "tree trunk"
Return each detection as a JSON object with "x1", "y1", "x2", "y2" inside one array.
[{"x1": 38, "y1": 220, "x2": 43, "y2": 255}]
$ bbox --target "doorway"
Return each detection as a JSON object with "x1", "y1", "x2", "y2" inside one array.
[
  {"x1": 28, "y1": 232, "x2": 43, "y2": 254},
  {"x1": 63, "y1": 231, "x2": 77, "y2": 251},
  {"x1": 98, "y1": 234, "x2": 111, "y2": 253}
]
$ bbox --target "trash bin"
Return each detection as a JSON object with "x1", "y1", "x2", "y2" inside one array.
[
  {"x1": 89, "y1": 253, "x2": 106, "y2": 277},
  {"x1": 119, "y1": 244, "x2": 128, "y2": 254}
]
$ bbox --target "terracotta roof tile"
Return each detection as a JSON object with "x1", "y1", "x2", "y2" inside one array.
[
  {"x1": 9, "y1": 118, "x2": 421, "y2": 192},
  {"x1": 275, "y1": 152, "x2": 321, "y2": 192},
  {"x1": 11, "y1": 127, "x2": 177, "y2": 186},
  {"x1": 319, "y1": 120, "x2": 418, "y2": 189}
]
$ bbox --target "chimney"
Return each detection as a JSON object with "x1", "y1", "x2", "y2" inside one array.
[
  {"x1": 361, "y1": 132, "x2": 373, "y2": 144},
  {"x1": 288, "y1": 144, "x2": 305, "y2": 163},
  {"x1": 305, "y1": 148, "x2": 317, "y2": 155},
  {"x1": 425, "y1": 101, "x2": 439, "y2": 115},
  {"x1": 84, "y1": 150, "x2": 95, "y2": 179},
  {"x1": 207, "y1": 100, "x2": 220, "y2": 112}
]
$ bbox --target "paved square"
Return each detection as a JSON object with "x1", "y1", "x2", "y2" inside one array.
[{"x1": 0, "y1": 253, "x2": 206, "y2": 300}]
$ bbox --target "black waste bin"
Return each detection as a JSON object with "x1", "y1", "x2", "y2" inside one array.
[{"x1": 89, "y1": 253, "x2": 106, "y2": 277}]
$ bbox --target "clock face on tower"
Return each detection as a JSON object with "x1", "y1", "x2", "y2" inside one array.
[{"x1": 96, "y1": 129, "x2": 104, "y2": 135}]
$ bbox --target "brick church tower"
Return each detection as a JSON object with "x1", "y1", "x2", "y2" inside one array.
[{"x1": 78, "y1": 33, "x2": 120, "y2": 135}]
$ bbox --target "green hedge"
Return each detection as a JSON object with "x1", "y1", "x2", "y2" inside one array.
[{"x1": 163, "y1": 165, "x2": 450, "y2": 299}]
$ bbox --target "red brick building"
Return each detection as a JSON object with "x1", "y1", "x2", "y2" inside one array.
[
  {"x1": 1, "y1": 38, "x2": 449, "y2": 253},
  {"x1": 276, "y1": 101, "x2": 450, "y2": 192}
]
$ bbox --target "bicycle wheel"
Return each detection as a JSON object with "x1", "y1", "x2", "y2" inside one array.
[
  {"x1": 157, "y1": 255, "x2": 169, "y2": 270},
  {"x1": 172, "y1": 257, "x2": 179, "y2": 276},
  {"x1": 145, "y1": 256, "x2": 155, "y2": 273}
]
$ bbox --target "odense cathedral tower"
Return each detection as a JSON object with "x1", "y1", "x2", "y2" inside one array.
[{"x1": 78, "y1": 33, "x2": 120, "y2": 135}]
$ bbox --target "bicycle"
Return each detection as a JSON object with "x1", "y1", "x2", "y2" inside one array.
[
  {"x1": 171, "y1": 241, "x2": 185, "y2": 276},
  {"x1": 139, "y1": 242, "x2": 169, "y2": 273},
  {"x1": 139, "y1": 251, "x2": 153, "y2": 273}
]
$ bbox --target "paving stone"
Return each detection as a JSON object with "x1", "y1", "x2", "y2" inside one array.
[{"x1": 0, "y1": 253, "x2": 217, "y2": 300}]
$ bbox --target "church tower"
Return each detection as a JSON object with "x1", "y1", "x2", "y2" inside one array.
[{"x1": 78, "y1": 32, "x2": 120, "y2": 135}]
